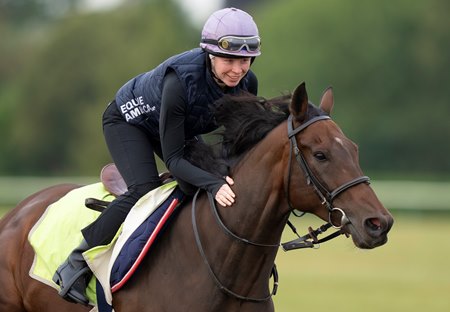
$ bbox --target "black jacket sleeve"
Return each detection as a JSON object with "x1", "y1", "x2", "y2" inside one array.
[{"x1": 159, "y1": 70, "x2": 225, "y2": 196}]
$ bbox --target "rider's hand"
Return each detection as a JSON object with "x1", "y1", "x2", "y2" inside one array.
[{"x1": 215, "y1": 176, "x2": 235, "y2": 207}]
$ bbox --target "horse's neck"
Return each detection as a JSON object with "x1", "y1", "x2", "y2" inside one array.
[
  {"x1": 212, "y1": 123, "x2": 290, "y2": 285},
  {"x1": 232, "y1": 121, "x2": 290, "y2": 229}
]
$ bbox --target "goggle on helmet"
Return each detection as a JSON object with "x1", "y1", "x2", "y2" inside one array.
[{"x1": 200, "y1": 8, "x2": 261, "y2": 57}]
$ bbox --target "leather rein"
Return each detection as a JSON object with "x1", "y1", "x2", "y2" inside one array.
[
  {"x1": 192, "y1": 190, "x2": 279, "y2": 302},
  {"x1": 191, "y1": 113, "x2": 369, "y2": 302}
]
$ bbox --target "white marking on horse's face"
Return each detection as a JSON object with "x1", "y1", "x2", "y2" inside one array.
[{"x1": 335, "y1": 137, "x2": 344, "y2": 146}]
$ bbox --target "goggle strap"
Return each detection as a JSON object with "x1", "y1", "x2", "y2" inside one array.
[
  {"x1": 201, "y1": 38, "x2": 220, "y2": 45},
  {"x1": 201, "y1": 39, "x2": 260, "y2": 53}
]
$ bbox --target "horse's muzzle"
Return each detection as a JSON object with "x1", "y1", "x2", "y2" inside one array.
[{"x1": 345, "y1": 213, "x2": 394, "y2": 249}]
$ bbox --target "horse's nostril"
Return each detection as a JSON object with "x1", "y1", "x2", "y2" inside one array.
[{"x1": 365, "y1": 218, "x2": 382, "y2": 231}]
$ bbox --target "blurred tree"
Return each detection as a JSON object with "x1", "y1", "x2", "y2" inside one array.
[
  {"x1": 0, "y1": 0, "x2": 79, "y2": 27},
  {"x1": 251, "y1": 0, "x2": 450, "y2": 178},
  {"x1": 225, "y1": 0, "x2": 264, "y2": 10},
  {"x1": 1, "y1": 0, "x2": 449, "y2": 179},
  {"x1": 5, "y1": 0, "x2": 197, "y2": 175}
]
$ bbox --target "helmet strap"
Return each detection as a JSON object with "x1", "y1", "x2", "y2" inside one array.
[{"x1": 207, "y1": 54, "x2": 227, "y2": 89}]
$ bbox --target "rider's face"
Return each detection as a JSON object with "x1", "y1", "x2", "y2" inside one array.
[{"x1": 210, "y1": 56, "x2": 251, "y2": 87}]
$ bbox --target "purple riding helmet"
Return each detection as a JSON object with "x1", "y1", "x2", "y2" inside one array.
[{"x1": 200, "y1": 8, "x2": 261, "y2": 57}]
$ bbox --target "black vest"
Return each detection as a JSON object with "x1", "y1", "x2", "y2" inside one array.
[{"x1": 115, "y1": 48, "x2": 253, "y2": 139}]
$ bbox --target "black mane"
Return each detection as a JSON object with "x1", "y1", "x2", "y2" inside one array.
[
  {"x1": 214, "y1": 93, "x2": 291, "y2": 158},
  {"x1": 184, "y1": 92, "x2": 324, "y2": 176}
]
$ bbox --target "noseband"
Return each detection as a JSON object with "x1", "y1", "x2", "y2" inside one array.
[{"x1": 282, "y1": 114, "x2": 370, "y2": 250}]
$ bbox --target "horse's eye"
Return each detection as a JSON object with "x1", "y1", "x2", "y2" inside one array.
[{"x1": 313, "y1": 152, "x2": 327, "y2": 161}]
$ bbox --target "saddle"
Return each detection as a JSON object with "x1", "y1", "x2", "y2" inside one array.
[
  {"x1": 85, "y1": 164, "x2": 173, "y2": 211},
  {"x1": 100, "y1": 163, "x2": 128, "y2": 197}
]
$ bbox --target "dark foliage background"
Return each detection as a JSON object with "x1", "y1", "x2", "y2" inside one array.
[{"x1": 0, "y1": 0, "x2": 448, "y2": 179}]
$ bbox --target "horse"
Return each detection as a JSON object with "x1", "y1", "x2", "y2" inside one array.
[{"x1": 0, "y1": 82, "x2": 393, "y2": 312}]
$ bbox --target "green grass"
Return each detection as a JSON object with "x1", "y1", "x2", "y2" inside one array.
[
  {"x1": 2, "y1": 177, "x2": 449, "y2": 210},
  {"x1": 0, "y1": 206, "x2": 11, "y2": 218},
  {"x1": 1, "y1": 178, "x2": 449, "y2": 312},
  {"x1": 0, "y1": 176, "x2": 96, "y2": 205},
  {"x1": 371, "y1": 180, "x2": 450, "y2": 211},
  {"x1": 273, "y1": 213, "x2": 450, "y2": 312}
]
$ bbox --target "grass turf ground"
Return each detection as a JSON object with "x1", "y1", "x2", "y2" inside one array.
[
  {"x1": 273, "y1": 213, "x2": 450, "y2": 312},
  {"x1": 1, "y1": 205, "x2": 448, "y2": 311}
]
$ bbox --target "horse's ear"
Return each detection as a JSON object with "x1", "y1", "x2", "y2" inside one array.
[
  {"x1": 320, "y1": 86, "x2": 334, "y2": 115},
  {"x1": 290, "y1": 82, "x2": 308, "y2": 122}
]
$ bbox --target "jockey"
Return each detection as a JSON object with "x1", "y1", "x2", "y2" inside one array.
[{"x1": 53, "y1": 7, "x2": 261, "y2": 305}]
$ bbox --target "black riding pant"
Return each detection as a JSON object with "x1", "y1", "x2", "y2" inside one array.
[{"x1": 81, "y1": 102, "x2": 163, "y2": 247}]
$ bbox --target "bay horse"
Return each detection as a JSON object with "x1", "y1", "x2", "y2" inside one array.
[{"x1": 0, "y1": 82, "x2": 393, "y2": 312}]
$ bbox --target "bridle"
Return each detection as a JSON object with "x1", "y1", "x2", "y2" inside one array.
[
  {"x1": 282, "y1": 114, "x2": 370, "y2": 250},
  {"x1": 191, "y1": 113, "x2": 370, "y2": 302}
]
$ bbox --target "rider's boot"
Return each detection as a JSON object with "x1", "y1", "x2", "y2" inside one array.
[{"x1": 52, "y1": 239, "x2": 92, "y2": 306}]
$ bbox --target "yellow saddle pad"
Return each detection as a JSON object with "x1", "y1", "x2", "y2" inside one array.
[
  {"x1": 28, "y1": 182, "x2": 113, "y2": 304},
  {"x1": 28, "y1": 181, "x2": 178, "y2": 306}
]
